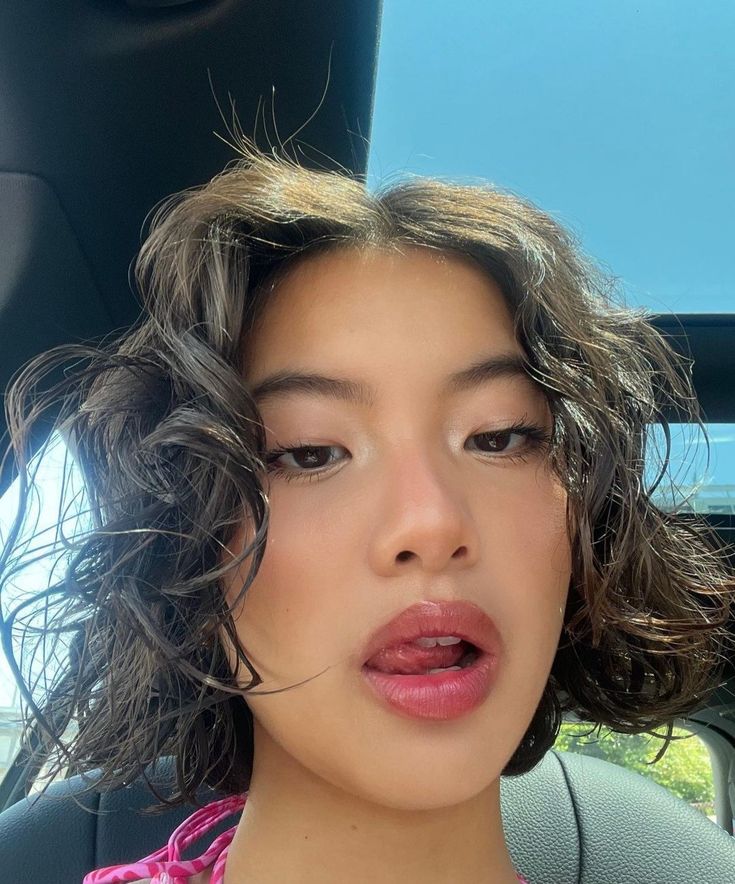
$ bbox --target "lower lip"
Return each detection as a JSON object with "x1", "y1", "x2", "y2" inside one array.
[{"x1": 361, "y1": 652, "x2": 497, "y2": 721}]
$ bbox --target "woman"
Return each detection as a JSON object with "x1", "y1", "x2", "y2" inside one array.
[{"x1": 2, "y1": 144, "x2": 732, "y2": 883}]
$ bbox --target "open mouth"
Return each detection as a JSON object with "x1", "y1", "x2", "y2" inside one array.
[
  {"x1": 360, "y1": 639, "x2": 498, "y2": 720},
  {"x1": 363, "y1": 639, "x2": 481, "y2": 676},
  {"x1": 446, "y1": 644, "x2": 480, "y2": 671}
]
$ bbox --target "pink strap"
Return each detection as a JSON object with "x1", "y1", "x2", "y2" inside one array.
[{"x1": 82, "y1": 794, "x2": 246, "y2": 883}]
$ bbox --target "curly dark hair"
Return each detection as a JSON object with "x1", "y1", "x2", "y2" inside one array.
[{"x1": 1, "y1": 144, "x2": 732, "y2": 807}]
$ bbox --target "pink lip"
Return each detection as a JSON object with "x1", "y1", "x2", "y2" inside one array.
[
  {"x1": 359, "y1": 600, "x2": 501, "y2": 721},
  {"x1": 360, "y1": 599, "x2": 500, "y2": 664}
]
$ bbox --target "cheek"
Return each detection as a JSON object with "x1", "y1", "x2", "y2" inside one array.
[
  {"x1": 470, "y1": 472, "x2": 570, "y2": 732},
  {"x1": 254, "y1": 484, "x2": 354, "y2": 610},
  {"x1": 480, "y1": 470, "x2": 571, "y2": 636},
  {"x1": 221, "y1": 487, "x2": 356, "y2": 679}
]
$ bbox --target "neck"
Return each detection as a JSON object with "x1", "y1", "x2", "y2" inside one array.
[{"x1": 223, "y1": 722, "x2": 520, "y2": 884}]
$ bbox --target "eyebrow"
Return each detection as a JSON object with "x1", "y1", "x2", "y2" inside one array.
[{"x1": 249, "y1": 354, "x2": 531, "y2": 407}]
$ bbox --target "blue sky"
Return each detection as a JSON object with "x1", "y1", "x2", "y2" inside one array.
[{"x1": 367, "y1": 0, "x2": 734, "y2": 315}]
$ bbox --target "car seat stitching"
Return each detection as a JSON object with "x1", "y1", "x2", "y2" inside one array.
[{"x1": 551, "y1": 749, "x2": 583, "y2": 884}]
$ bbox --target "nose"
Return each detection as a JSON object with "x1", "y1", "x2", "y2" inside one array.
[{"x1": 367, "y1": 448, "x2": 480, "y2": 577}]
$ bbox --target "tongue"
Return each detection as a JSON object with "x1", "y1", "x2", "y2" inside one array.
[{"x1": 365, "y1": 641, "x2": 469, "y2": 675}]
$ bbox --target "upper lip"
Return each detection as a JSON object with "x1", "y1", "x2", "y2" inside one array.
[{"x1": 361, "y1": 599, "x2": 500, "y2": 666}]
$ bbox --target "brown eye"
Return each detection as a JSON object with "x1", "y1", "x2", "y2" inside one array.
[
  {"x1": 266, "y1": 444, "x2": 349, "y2": 474},
  {"x1": 289, "y1": 447, "x2": 335, "y2": 469},
  {"x1": 465, "y1": 425, "x2": 550, "y2": 460},
  {"x1": 470, "y1": 430, "x2": 518, "y2": 452}
]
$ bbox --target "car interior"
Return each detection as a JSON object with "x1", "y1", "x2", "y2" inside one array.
[{"x1": 0, "y1": 3, "x2": 734, "y2": 882}]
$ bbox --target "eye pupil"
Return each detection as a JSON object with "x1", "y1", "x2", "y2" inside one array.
[
  {"x1": 476, "y1": 431, "x2": 511, "y2": 451},
  {"x1": 294, "y1": 447, "x2": 331, "y2": 468}
]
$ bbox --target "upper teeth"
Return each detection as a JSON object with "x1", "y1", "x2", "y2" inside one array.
[{"x1": 413, "y1": 636, "x2": 462, "y2": 648}]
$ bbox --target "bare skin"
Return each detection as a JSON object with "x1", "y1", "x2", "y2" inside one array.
[{"x1": 189, "y1": 246, "x2": 570, "y2": 883}]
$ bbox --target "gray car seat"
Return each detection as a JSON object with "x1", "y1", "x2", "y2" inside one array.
[{"x1": 0, "y1": 749, "x2": 733, "y2": 883}]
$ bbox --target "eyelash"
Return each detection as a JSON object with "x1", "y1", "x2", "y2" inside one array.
[{"x1": 264, "y1": 423, "x2": 552, "y2": 484}]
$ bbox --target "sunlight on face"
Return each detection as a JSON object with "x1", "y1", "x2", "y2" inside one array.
[{"x1": 223, "y1": 246, "x2": 571, "y2": 811}]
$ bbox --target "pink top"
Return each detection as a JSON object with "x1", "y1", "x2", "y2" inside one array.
[{"x1": 82, "y1": 794, "x2": 530, "y2": 884}]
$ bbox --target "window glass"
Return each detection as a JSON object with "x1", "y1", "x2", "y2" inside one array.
[
  {"x1": 647, "y1": 423, "x2": 735, "y2": 513},
  {"x1": 0, "y1": 706, "x2": 21, "y2": 783},
  {"x1": 0, "y1": 433, "x2": 89, "y2": 783},
  {"x1": 554, "y1": 721, "x2": 719, "y2": 823}
]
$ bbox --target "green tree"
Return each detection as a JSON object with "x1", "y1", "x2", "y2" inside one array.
[{"x1": 554, "y1": 723, "x2": 715, "y2": 816}]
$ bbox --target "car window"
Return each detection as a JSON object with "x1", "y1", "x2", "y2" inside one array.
[
  {"x1": 554, "y1": 721, "x2": 723, "y2": 825},
  {"x1": 0, "y1": 690, "x2": 21, "y2": 784},
  {"x1": 368, "y1": 0, "x2": 733, "y2": 315},
  {"x1": 0, "y1": 432, "x2": 88, "y2": 788},
  {"x1": 648, "y1": 423, "x2": 735, "y2": 513}
]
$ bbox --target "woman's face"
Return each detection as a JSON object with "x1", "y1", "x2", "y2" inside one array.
[{"x1": 224, "y1": 246, "x2": 571, "y2": 811}]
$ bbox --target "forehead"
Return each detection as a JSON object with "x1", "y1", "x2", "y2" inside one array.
[{"x1": 244, "y1": 246, "x2": 520, "y2": 382}]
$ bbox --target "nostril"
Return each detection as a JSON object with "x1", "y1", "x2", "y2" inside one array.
[{"x1": 395, "y1": 546, "x2": 468, "y2": 564}]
